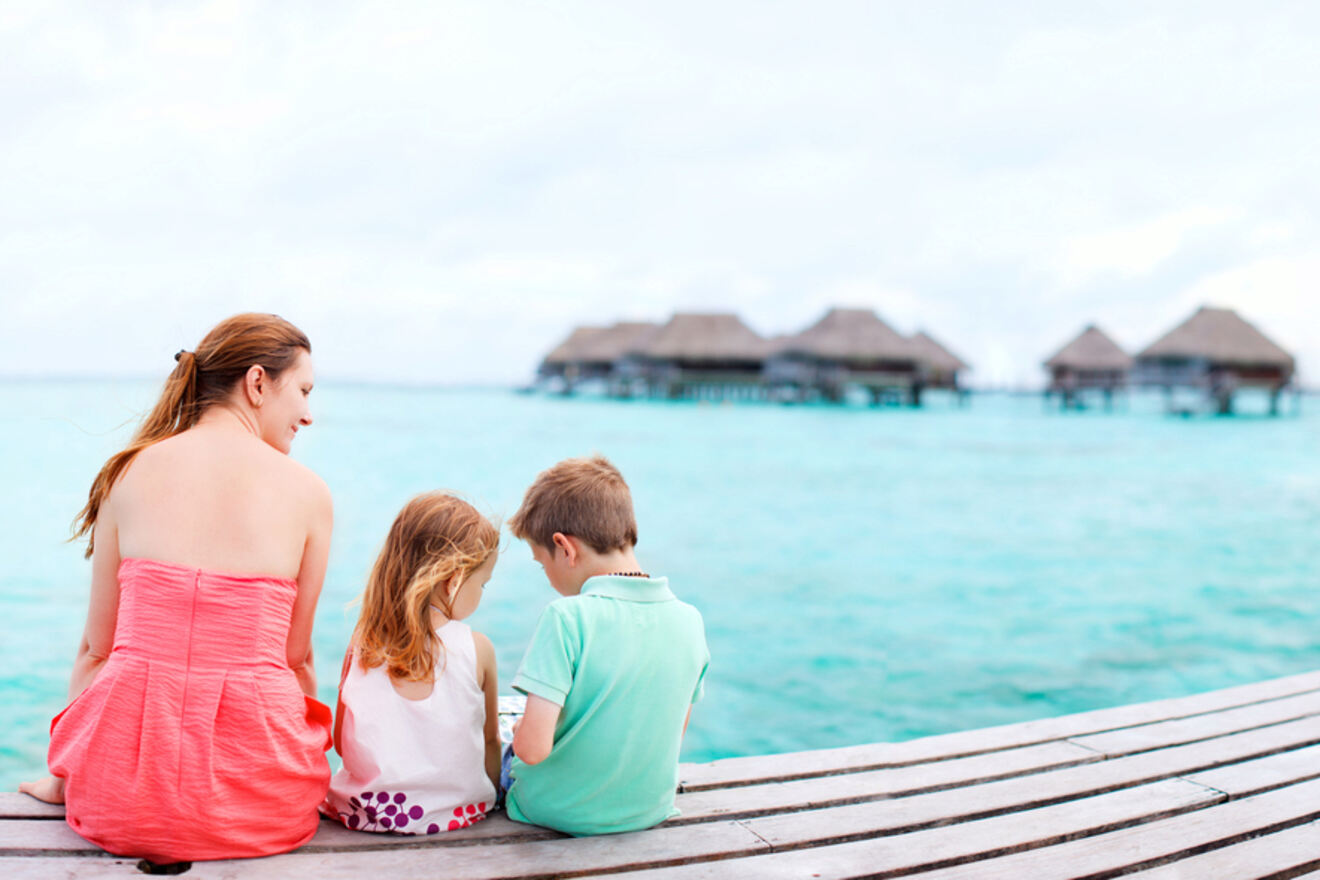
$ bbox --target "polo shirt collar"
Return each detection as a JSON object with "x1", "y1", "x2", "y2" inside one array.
[{"x1": 581, "y1": 575, "x2": 674, "y2": 603}]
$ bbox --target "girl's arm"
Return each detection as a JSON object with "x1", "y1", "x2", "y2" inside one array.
[
  {"x1": 19, "y1": 508, "x2": 122, "y2": 803},
  {"x1": 332, "y1": 645, "x2": 353, "y2": 756},
  {"x1": 473, "y1": 630, "x2": 501, "y2": 792},
  {"x1": 287, "y1": 477, "x2": 333, "y2": 698}
]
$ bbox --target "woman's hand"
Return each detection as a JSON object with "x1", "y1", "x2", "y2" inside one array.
[{"x1": 18, "y1": 776, "x2": 65, "y2": 804}]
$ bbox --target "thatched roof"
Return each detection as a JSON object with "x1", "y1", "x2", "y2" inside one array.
[
  {"x1": 1044, "y1": 324, "x2": 1132, "y2": 371},
  {"x1": 640, "y1": 313, "x2": 768, "y2": 361},
  {"x1": 1136, "y1": 306, "x2": 1294, "y2": 368},
  {"x1": 775, "y1": 308, "x2": 918, "y2": 362},
  {"x1": 575, "y1": 321, "x2": 660, "y2": 363},
  {"x1": 911, "y1": 330, "x2": 970, "y2": 372},
  {"x1": 542, "y1": 326, "x2": 608, "y2": 365}
]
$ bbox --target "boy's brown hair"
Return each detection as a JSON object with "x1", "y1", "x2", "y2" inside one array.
[{"x1": 508, "y1": 455, "x2": 638, "y2": 554}]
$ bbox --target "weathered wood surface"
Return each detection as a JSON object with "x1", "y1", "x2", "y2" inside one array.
[{"x1": 7, "y1": 669, "x2": 1320, "y2": 878}]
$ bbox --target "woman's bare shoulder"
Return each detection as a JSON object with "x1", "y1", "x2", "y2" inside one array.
[
  {"x1": 262, "y1": 448, "x2": 332, "y2": 516},
  {"x1": 108, "y1": 433, "x2": 185, "y2": 492}
]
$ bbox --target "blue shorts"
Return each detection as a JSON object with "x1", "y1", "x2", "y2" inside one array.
[{"x1": 498, "y1": 743, "x2": 516, "y2": 807}]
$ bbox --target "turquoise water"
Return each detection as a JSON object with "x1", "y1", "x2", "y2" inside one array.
[{"x1": 3, "y1": 381, "x2": 1318, "y2": 789}]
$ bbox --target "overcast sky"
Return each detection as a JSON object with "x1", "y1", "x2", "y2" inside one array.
[{"x1": 3, "y1": 1, "x2": 1317, "y2": 387}]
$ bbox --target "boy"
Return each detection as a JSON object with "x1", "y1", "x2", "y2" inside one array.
[{"x1": 505, "y1": 454, "x2": 709, "y2": 836}]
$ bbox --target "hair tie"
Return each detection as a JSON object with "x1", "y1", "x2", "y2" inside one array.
[{"x1": 174, "y1": 349, "x2": 187, "y2": 362}]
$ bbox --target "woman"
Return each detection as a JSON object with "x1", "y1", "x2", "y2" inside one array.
[{"x1": 19, "y1": 313, "x2": 334, "y2": 862}]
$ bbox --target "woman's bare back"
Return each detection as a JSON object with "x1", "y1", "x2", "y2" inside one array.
[{"x1": 112, "y1": 419, "x2": 323, "y2": 580}]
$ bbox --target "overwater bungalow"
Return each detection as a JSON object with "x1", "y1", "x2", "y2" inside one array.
[
  {"x1": 536, "y1": 325, "x2": 608, "y2": 391},
  {"x1": 536, "y1": 322, "x2": 660, "y2": 394},
  {"x1": 573, "y1": 321, "x2": 660, "y2": 396},
  {"x1": 766, "y1": 307, "x2": 923, "y2": 404},
  {"x1": 1043, "y1": 324, "x2": 1132, "y2": 410},
  {"x1": 910, "y1": 330, "x2": 970, "y2": 395},
  {"x1": 627, "y1": 312, "x2": 770, "y2": 400},
  {"x1": 1133, "y1": 306, "x2": 1295, "y2": 415}
]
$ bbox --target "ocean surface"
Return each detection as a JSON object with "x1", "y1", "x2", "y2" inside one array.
[{"x1": 2, "y1": 380, "x2": 1318, "y2": 790}]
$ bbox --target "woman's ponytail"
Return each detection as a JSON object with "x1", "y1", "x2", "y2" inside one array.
[{"x1": 71, "y1": 315, "x2": 310, "y2": 558}]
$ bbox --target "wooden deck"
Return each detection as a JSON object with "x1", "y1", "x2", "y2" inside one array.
[{"x1": 8, "y1": 670, "x2": 1320, "y2": 878}]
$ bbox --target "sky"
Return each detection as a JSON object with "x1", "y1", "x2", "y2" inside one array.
[{"x1": 2, "y1": 1, "x2": 1318, "y2": 387}]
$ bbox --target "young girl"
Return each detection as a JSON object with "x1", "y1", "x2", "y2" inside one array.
[{"x1": 324, "y1": 492, "x2": 501, "y2": 834}]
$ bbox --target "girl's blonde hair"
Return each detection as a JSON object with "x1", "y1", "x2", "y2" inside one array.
[{"x1": 353, "y1": 492, "x2": 499, "y2": 682}]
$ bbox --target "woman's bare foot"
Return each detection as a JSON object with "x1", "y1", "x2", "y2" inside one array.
[{"x1": 18, "y1": 776, "x2": 65, "y2": 804}]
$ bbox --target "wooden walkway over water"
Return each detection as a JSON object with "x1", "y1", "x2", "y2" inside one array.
[{"x1": 8, "y1": 670, "x2": 1320, "y2": 878}]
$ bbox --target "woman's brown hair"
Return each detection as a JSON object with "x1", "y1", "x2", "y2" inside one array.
[
  {"x1": 73, "y1": 313, "x2": 311, "y2": 557},
  {"x1": 353, "y1": 493, "x2": 499, "y2": 682}
]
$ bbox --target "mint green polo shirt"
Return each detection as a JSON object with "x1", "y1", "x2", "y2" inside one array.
[{"x1": 507, "y1": 575, "x2": 709, "y2": 836}]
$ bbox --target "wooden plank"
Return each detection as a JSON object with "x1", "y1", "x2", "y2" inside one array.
[
  {"x1": 599, "y1": 780, "x2": 1219, "y2": 880},
  {"x1": 307, "y1": 813, "x2": 557, "y2": 849},
  {"x1": 0, "y1": 794, "x2": 63, "y2": 819},
  {"x1": 1070, "y1": 689, "x2": 1320, "y2": 757},
  {"x1": 677, "y1": 713, "x2": 1320, "y2": 827},
  {"x1": 743, "y1": 778, "x2": 1216, "y2": 852},
  {"x1": 183, "y1": 820, "x2": 769, "y2": 880},
  {"x1": 0, "y1": 856, "x2": 140, "y2": 878},
  {"x1": 11, "y1": 715, "x2": 1308, "y2": 860},
  {"x1": 11, "y1": 716, "x2": 1318, "y2": 858},
  {"x1": 9, "y1": 671, "x2": 1318, "y2": 877},
  {"x1": 606, "y1": 777, "x2": 1320, "y2": 879},
  {"x1": 1122, "y1": 819, "x2": 1320, "y2": 879},
  {"x1": 683, "y1": 741, "x2": 1096, "y2": 814},
  {"x1": 0, "y1": 818, "x2": 98, "y2": 854},
  {"x1": 679, "y1": 670, "x2": 1320, "y2": 789},
  {"x1": 1184, "y1": 742, "x2": 1320, "y2": 798},
  {"x1": 0, "y1": 813, "x2": 552, "y2": 855},
  {"x1": 910, "y1": 776, "x2": 1320, "y2": 879},
  {"x1": 677, "y1": 743, "x2": 1103, "y2": 823}
]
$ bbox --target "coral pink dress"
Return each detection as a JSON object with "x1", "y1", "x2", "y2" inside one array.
[{"x1": 48, "y1": 557, "x2": 333, "y2": 862}]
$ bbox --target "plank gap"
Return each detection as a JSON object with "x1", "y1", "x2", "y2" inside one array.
[
  {"x1": 752, "y1": 792, "x2": 1227, "y2": 878},
  {"x1": 1259, "y1": 859, "x2": 1320, "y2": 880},
  {"x1": 1222, "y1": 769, "x2": 1320, "y2": 803},
  {"x1": 1068, "y1": 809, "x2": 1320, "y2": 880},
  {"x1": 1090, "y1": 713, "x2": 1320, "y2": 761},
  {"x1": 678, "y1": 686, "x2": 1320, "y2": 792}
]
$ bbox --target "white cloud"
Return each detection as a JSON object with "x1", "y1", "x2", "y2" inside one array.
[
  {"x1": 2, "y1": 1, "x2": 1320, "y2": 387},
  {"x1": 1055, "y1": 208, "x2": 1235, "y2": 289}
]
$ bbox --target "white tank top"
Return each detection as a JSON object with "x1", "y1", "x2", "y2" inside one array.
[{"x1": 324, "y1": 618, "x2": 496, "y2": 834}]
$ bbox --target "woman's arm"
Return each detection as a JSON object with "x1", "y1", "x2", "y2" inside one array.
[
  {"x1": 69, "y1": 511, "x2": 122, "y2": 701},
  {"x1": 473, "y1": 630, "x2": 502, "y2": 792},
  {"x1": 19, "y1": 507, "x2": 122, "y2": 802},
  {"x1": 288, "y1": 476, "x2": 333, "y2": 698}
]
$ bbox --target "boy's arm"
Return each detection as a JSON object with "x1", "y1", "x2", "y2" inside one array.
[
  {"x1": 512, "y1": 694, "x2": 561, "y2": 765},
  {"x1": 510, "y1": 603, "x2": 575, "y2": 766},
  {"x1": 472, "y1": 630, "x2": 502, "y2": 791}
]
